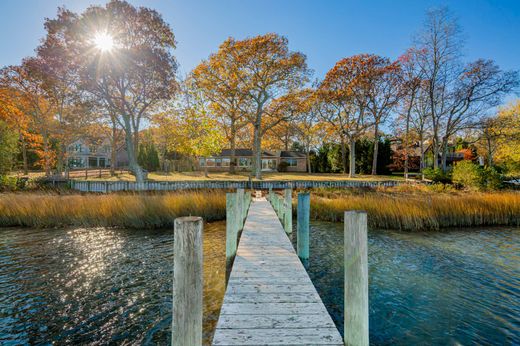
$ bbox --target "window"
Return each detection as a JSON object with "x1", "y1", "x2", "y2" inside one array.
[
  {"x1": 206, "y1": 158, "x2": 215, "y2": 167},
  {"x1": 199, "y1": 158, "x2": 206, "y2": 167},
  {"x1": 238, "y1": 157, "x2": 251, "y2": 167},
  {"x1": 284, "y1": 158, "x2": 298, "y2": 167},
  {"x1": 215, "y1": 158, "x2": 222, "y2": 167},
  {"x1": 89, "y1": 145, "x2": 97, "y2": 153},
  {"x1": 71, "y1": 144, "x2": 83, "y2": 152},
  {"x1": 222, "y1": 158, "x2": 230, "y2": 167}
]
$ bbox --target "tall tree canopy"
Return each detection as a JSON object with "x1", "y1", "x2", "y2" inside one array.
[{"x1": 38, "y1": 0, "x2": 178, "y2": 183}]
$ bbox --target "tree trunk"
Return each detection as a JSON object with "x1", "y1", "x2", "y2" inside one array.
[
  {"x1": 229, "y1": 125, "x2": 236, "y2": 174},
  {"x1": 486, "y1": 137, "x2": 493, "y2": 167},
  {"x1": 349, "y1": 137, "x2": 356, "y2": 178},
  {"x1": 253, "y1": 124, "x2": 262, "y2": 179},
  {"x1": 371, "y1": 123, "x2": 379, "y2": 175},
  {"x1": 204, "y1": 158, "x2": 209, "y2": 177},
  {"x1": 441, "y1": 138, "x2": 449, "y2": 172},
  {"x1": 404, "y1": 103, "x2": 412, "y2": 180},
  {"x1": 20, "y1": 134, "x2": 28, "y2": 175},
  {"x1": 123, "y1": 117, "x2": 144, "y2": 184},
  {"x1": 340, "y1": 134, "x2": 347, "y2": 174},
  {"x1": 42, "y1": 134, "x2": 51, "y2": 176},
  {"x1": 306, "y1": 151, "x2": 311, "y2": 173}
]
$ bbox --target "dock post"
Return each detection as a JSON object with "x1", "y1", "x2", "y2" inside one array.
[
  {"x1": 237, "y1": 188, "x2": 245, "y2": 227},
  {"x1": 226, "y1": 193, "x2": 238, "y2": 271},
  {"x1": 173, "y1": 216, "x2": 203, "y2": 346},
  {"x1": 344, "y1": 211, "x2": 369, "y2": 346},
  {"x1": 268, "y1": 187, "x2": 273, "y2": 201},
  {"x1": 297, "y1": 192, "x2": 310, "y2": 265},
  {"x1": 284, "y1": 189, "x2": 292, "y2": 234}
]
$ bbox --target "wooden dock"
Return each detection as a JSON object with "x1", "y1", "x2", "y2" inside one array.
[{"x1": 212, "y1": 197, "x2": 343, "y2": 345}]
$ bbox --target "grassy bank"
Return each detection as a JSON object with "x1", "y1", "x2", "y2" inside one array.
[
  {"x1": 309, "y1": 187, "x2": 520, "y2": 231},
  {"x1": 0, "y1": 191, "x2": 226, "y2": 229}
]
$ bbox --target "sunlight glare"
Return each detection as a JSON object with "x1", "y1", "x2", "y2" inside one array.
[{"x1": 93, "y1": 32, "x2": 114, "y2": 52}]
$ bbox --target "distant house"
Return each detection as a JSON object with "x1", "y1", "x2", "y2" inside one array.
[
  {"x1": 66, "y1": 138, "x2": 128, "y2": 169},
  {"x1": 196, "y1": 149, "x2": 307, "y2": 172}
]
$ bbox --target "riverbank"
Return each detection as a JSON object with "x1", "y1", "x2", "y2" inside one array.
[
  {"x1": 0, "y1": 191, "x2": 225, "y2": 229},
  {"x1": 0, "y1": 187, "x2": 518, "y2": 230},
  {"x1": 309, "y1": 187, "x2": 520, "y2": 231}
]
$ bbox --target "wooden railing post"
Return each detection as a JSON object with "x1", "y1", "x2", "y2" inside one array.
[
  {"x1": 344, "y1": 211, "x2": 368, "y2": 346},
  {"x1": 297, "y1": 192, "x2": 310, "y2": 265},
  {"x1": 173, "y1": 216, "x2": 203, "y2": 346},
  {"x1": 236, "y1": 188, "x2": 245, "y2": 228},
  {"x1": 226, "y1": 193, "x2": 238, "y2": 271},
  {"x1": 284, "y1": 189, "x2": 292, "y2": 234}
]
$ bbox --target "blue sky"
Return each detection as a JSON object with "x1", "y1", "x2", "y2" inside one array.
[{"x1": 0, "y1": 0, "x2": 519, "y2": 80}]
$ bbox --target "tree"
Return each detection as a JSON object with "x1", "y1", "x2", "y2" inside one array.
[
  {"x1": 365, "y1": 56, "x2": 402, "y2": 174},
  {"x1": 219, "y1": 33, "x2": 309, "y2": 179},
  {"x1": 0, "y1": 120, "x2": 18, "y2": 174},
  {"x1": 192, "y1": 48, "x2": 251, "y2": 174},
  {"x1": 318, "y1": 54, "x2": 376, "y2": 177},
  {"x1": 397, "y1": 48, "x2": 424, "y2": 178},
  {"x1": 0, "y1": 60, "x2": 57, "y2": 176},
  {"x1": 39, "y1": 1, "x2": 178, "y2": 183},
  {"x1": 415, "y1": 7, "x2": 518, "y2": 171}
]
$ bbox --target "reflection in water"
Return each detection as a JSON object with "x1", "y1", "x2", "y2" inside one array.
[
  {"x1": 1, "y1": 222, "x2": 519, "y2": 345},
  {"x1": 289, "y1": 223, "x2": 520, "y2": 345},
  {"x1": 0, "y1": 223, "x2": 226, "y2": 345}
]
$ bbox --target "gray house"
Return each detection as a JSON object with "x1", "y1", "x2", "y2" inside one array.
[{"x1": 66, "y1": 138, "x2": 113, "y2": 169}]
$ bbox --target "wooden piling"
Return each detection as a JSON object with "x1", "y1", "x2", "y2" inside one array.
[
  {"x1": 297, "y1": 192, "x2": 310, "y2": 264},
  {"x1": 226, "y1": 193, "x2": 238, "y2": 269},
  {"x1": 173, "y1": 216, "x2": 203, "y2": 346},
  {"x1": 284, "y1": 189, "x2": 292, "y2": 234},
  {"x1": 344, "y1": 211, "x2": 368, "y2": 346},
  {"x1": 237, "y1": 188, "x2": 245, "y2": 227}
]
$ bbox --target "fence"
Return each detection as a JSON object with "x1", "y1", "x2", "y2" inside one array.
[{"x1": 68, "y1": 179, "x2": 403, "y2": 192}]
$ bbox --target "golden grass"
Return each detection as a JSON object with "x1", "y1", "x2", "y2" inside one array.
[
  {"x1": 309, "y1": 187, "x2": 520, "y2": 231},
  {"x1": 80, "y1": 171, "x2": 403, "y2": 182},
  {"x1": 0, "y1": 191, "x2": 226, "y2": 229}
]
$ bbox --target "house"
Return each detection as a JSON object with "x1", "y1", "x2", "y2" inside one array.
[
  {"x1": 196, "y1": 149, "x2": 307, "y2": 172},
  {"x1": 66, "y1": 137, "x2": 128, "y2": 169}
]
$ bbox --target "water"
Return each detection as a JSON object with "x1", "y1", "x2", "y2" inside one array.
[
  {"x1": 1, "y1": 223, "x2": 519, "y2": 345},
  {"x1": 290, "y1": 223, "x2": 520, "y2": 345},
  {"x1": 0, "y1": 223, "x2": 226, "y2": 345}
]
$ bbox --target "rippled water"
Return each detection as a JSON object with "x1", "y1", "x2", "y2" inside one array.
[
  {"x1": 0, "y1": 223, "x2": 226, "y2": 345},
  {"x1": 1, "y1": 223, "x2": 519, "y2": 345},
  {"x1": 289, "y1": 223, "x2": 520, "y2": 345}
]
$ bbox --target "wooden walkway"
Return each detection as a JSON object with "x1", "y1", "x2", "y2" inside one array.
[{"x1": 212, "y1": 198, "x2": 343, "y2": 345}]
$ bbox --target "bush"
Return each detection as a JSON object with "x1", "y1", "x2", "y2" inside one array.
[
  {"x1": 0, "y1": 175, "x2": 18, "y2": 191},
  {"x1": 277, "y1": 161, "x2": 289, "y2": 172},
  {"x1": 422, "y1": 168, "x2": 452, "y2": 184},
  {"x1": 452, "y1": 160, "x2": 481, "y2": 190},
  {"x1": 481, "y1": 167, "x2": 503, "y2": 190}
]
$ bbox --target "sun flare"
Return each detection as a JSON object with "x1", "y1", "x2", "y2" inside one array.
[{"x1": 93, "y1": 32, "x2": 114, "y2": 52}]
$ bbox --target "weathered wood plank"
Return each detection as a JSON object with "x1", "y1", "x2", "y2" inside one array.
[
  {"x1": 212, "y1": 198, "x2": 342, "y2": 346},
  {"x1": 216, "y1": 313, "x2": 336, "y2": 329},
  {"x1": 212, "y1": 328, "x2": 343, "y2": 345}
]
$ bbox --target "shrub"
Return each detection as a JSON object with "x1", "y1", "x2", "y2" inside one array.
[
  {"x1": 452, "y1": 160, "x2": 482, "y2": 189},
  {"x1": 277, "y1": 161, "x2": 289, "y2": 172},
  {"x1": 0, "y1": 175, "x2": 18, "y2": 191},
  {"x1": 481, "y1": 167, "x2": 503, "y2": 190},
  {"x1": 422, "y1": 168, "x2": 452, "y2": 184}
]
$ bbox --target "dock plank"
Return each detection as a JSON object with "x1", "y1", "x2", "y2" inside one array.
[{"x1": 212, "y1": 198, "x2": 343, "y2": 346}]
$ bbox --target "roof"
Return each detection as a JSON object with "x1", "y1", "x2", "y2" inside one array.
[
  {"x1": 214, "y1": 149, "x2": 304, "y2": 158},
  {"x1": 280, "y1": 151, "x2": 306, "y2": 158}
]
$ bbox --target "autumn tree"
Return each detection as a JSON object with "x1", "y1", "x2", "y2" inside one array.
[
  {"x1": 365, "y1": 56, "x2": 402, "y2": 174},
  {"x1": 192, "y1": 49, "x2": 251, "y2": 174},
  {"x1": 0, "y1": 60, "x2": 57, "y2": 176},
  {"x1": 217, "y1": 33, "x2": 309, "y2": 179},
  {"x1": 39, "y1": 1, "x2": 178, "y2": 183},
  {"x1": 318, "y1": 54, "x2": 376, "y2": 177}
]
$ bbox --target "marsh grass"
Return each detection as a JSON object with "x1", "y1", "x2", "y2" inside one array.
[
  {"x1": 309, "y1": 187, "x2": 520, "y2": 231},
  {"x1": 0, "y1": 191, "x2": 226, "y2": 229}
]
